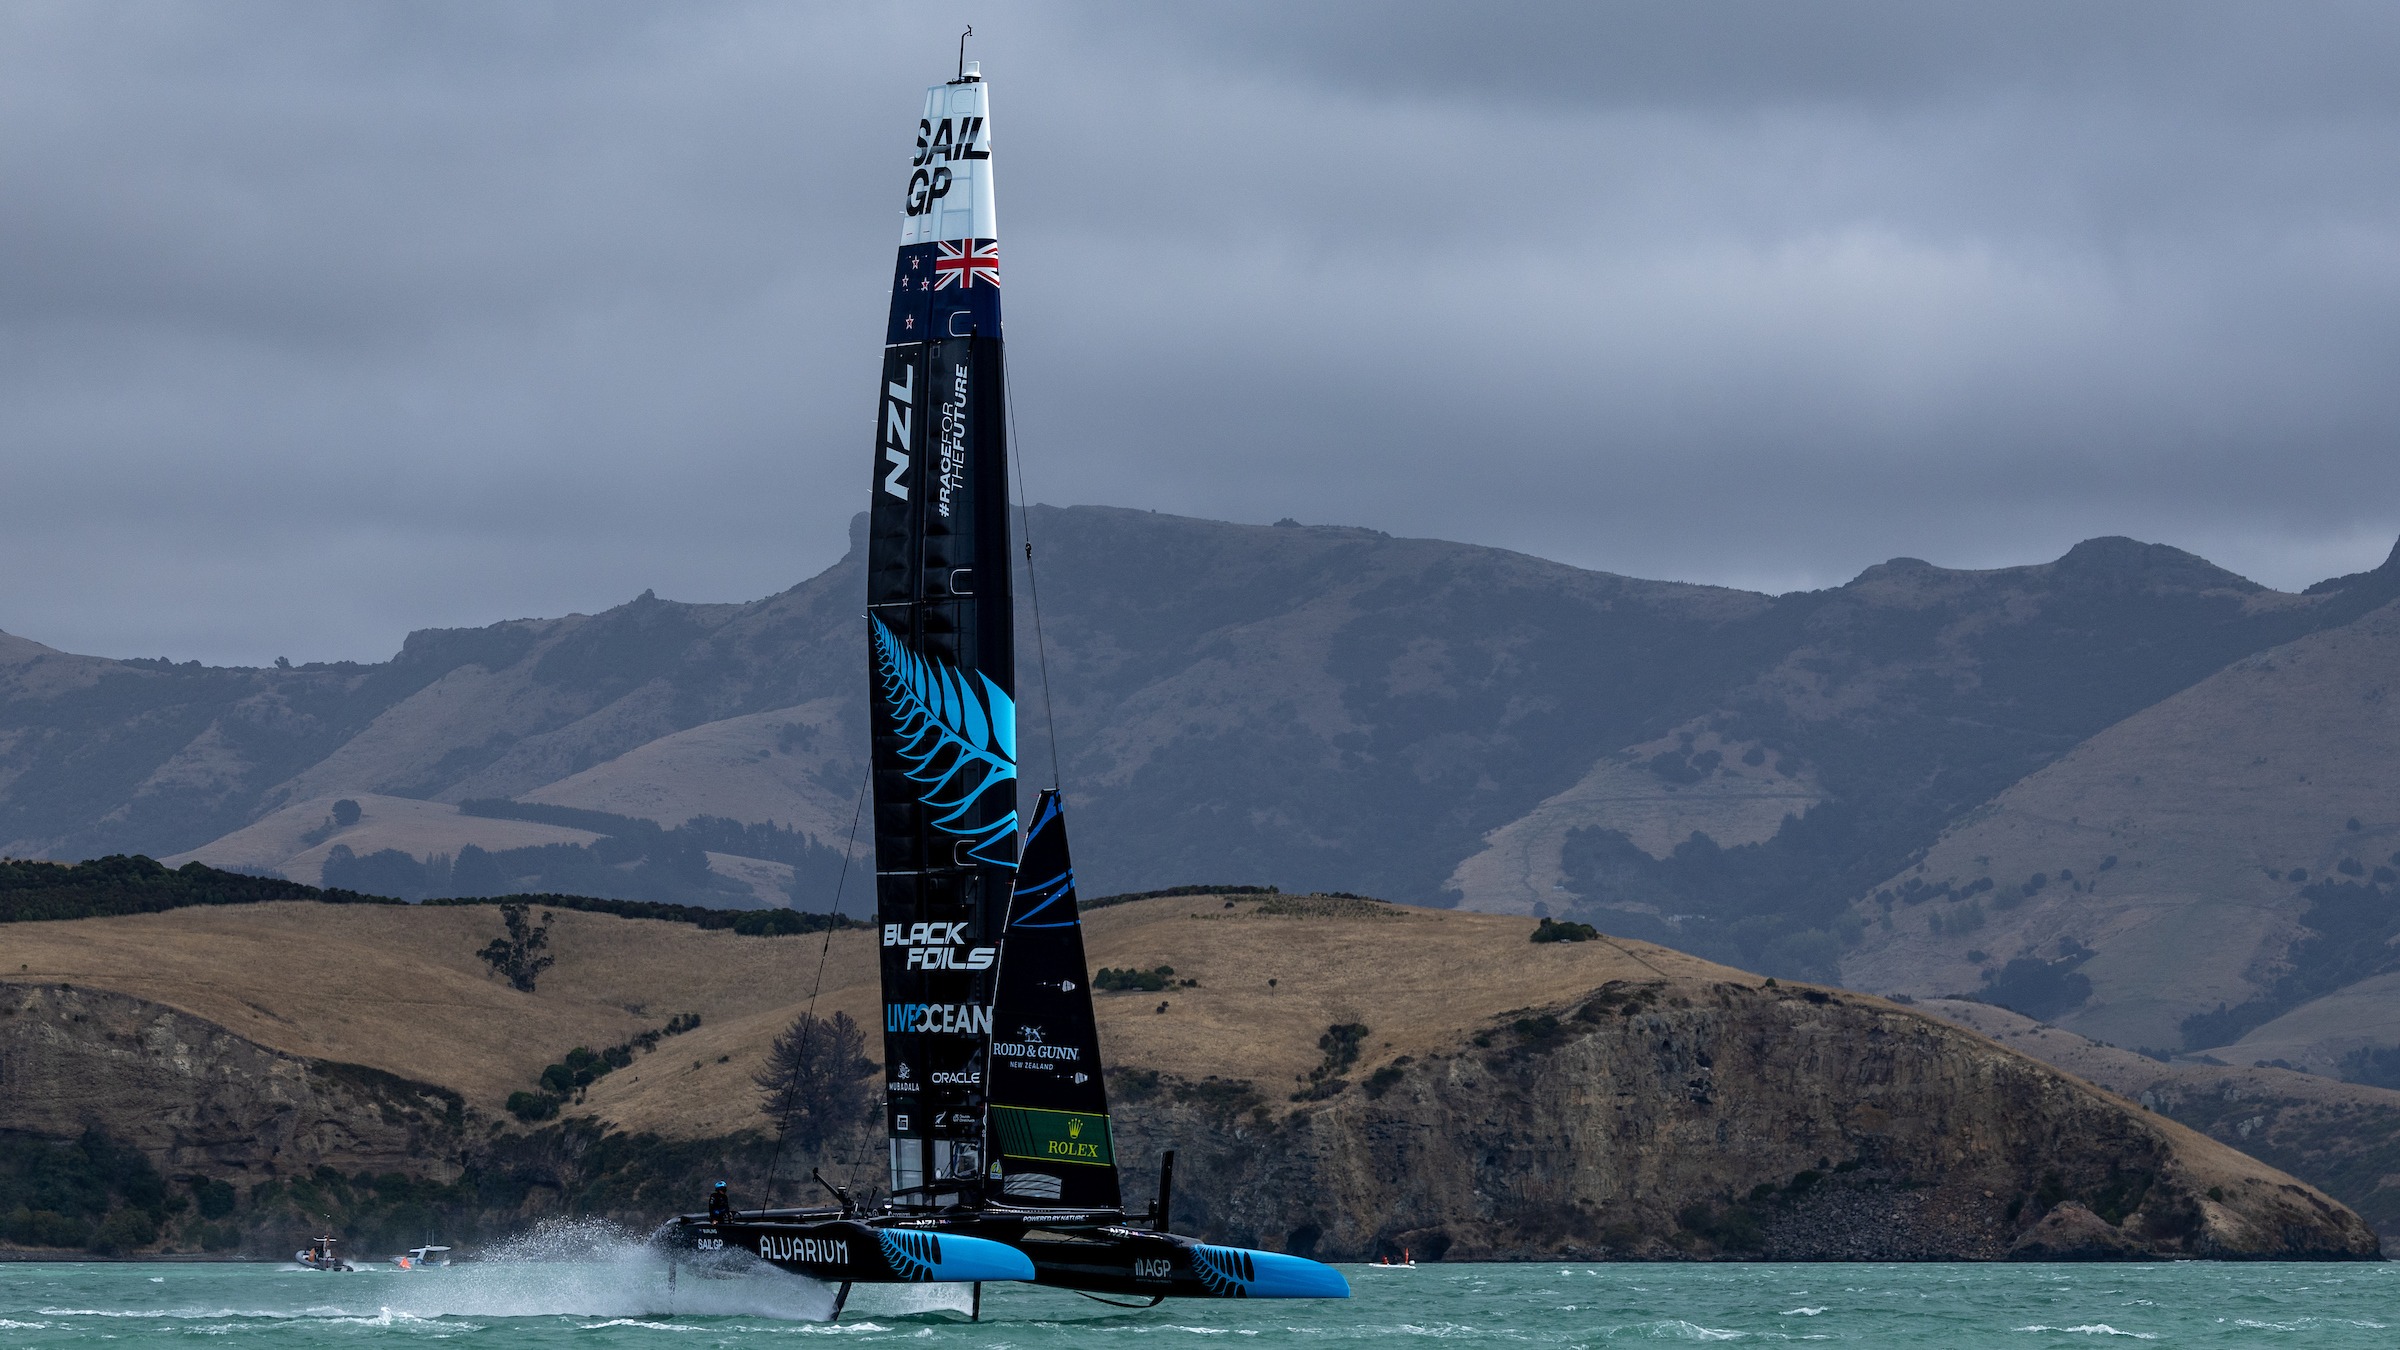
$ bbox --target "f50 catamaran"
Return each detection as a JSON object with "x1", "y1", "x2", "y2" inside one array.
[{"x1": 667, "y1": 53, "x2": 1348, "y2": 1317}]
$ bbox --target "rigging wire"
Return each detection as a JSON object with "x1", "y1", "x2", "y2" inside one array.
[
  {"x1": 758, "y1": 762, "x2": 873, "y2": 1207},
  {"x1": 1001, "y1": 343, "x2": 1066, "y2": 793}
]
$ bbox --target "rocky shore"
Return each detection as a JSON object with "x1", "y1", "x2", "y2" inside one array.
[{"x1": 1111, "y1": 979, "x2": 2380, "y2": 1261}]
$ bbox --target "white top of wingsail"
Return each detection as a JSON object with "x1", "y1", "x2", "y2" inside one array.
[{"x1": 900, "y1": 75, "x2": 996, "y2": 245}]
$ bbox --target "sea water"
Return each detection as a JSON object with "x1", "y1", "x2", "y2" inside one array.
[{"x1": 1, "y1": 1236, "x2": 2394, "y2": 1347}]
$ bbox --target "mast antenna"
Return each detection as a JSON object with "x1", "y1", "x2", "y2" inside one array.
[{"x1": 957, "y1": 26, "x2": 974, "y2": 82}]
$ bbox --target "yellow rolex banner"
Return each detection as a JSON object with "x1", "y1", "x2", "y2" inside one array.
[{"x1": 991, "y1": 1104, "x2": 1115, "y2": 1167}]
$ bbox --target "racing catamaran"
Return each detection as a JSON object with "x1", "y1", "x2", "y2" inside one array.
[{"x1": 667, "y1": 52, "x2": 1346, "y2": 1315}]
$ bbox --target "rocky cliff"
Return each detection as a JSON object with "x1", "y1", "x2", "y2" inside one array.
[
  {"x1": 1112, "y1": 979, "x2": 2378, "y2": 1261},
  {"x1": 0, "y1": 982, "x2": 464, "y2": 1187}
]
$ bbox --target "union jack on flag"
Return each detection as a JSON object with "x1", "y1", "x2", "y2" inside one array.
[{"x1": 933, "y1": 238, "x2": 1000, "y2": 289}]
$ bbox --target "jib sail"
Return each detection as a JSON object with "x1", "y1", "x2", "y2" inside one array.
[
  {"x1": 986, "y1": 790, "x2": 1121, "y2": 1209},
  {"x1": 868, "y1": 63, "x2": 1014, "y2": 1208}
]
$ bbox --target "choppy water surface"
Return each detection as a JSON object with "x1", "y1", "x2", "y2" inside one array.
[{"x1": 2, "y1": 1233, "x2": 2394, "y2": 1347}]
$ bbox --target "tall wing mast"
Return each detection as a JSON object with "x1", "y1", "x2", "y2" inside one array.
[{"x1": 867, "y1": 59, "x2": 1015, "y2": 1210}]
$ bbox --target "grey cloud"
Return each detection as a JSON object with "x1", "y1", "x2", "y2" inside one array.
[{"x1": 2, "y1": 1, "x2": 2396, "y2": 663}]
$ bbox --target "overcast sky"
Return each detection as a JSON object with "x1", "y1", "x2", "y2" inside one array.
[{"x1": 6, "y1": 2, "x2": 2399, "y2": 665}]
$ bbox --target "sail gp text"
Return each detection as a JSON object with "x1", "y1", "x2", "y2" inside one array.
[
  {"x1": 906, "y1": 115, "x2": 988, "y2": 217},
  {"x1": 886, "y1": 1002, "x2": 994, "y2": 1035}
]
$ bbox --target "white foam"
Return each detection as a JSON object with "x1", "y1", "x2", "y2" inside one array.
[
  {"x1": 1636, "y1": 1323, "x2": 1748, "y2": 1342},
  {"x1": 2014, "y1": 1326, "x2": 2157, "y2": 1339},
  {"x1": 368, "y1": 1217, "x2": 845, "y2": 1322}
]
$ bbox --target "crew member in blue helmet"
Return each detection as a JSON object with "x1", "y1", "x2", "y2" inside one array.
[{"x1": 708, "y1": 1181, "x2": 732, "y2": 1225}]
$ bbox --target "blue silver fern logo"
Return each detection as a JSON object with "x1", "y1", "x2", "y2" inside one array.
[
  {"x1": 1193, "y1": 1246, "x2": 1255, "y2": 1297},
  {"x1": 871, "y1": 615, "x2": 1018, "y2": 864},
  {"x1": 879, "y1": 1229, "x2": 943, "y2": 1281}
]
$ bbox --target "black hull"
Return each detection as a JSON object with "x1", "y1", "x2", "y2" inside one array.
[
  {"x1": 948, "y1": 1208, "x2": 1349, "y2": 1301},
  {"x1": 667, "y1": 1207, "x2": 1346, "y2": 1302},
  {"x1": 667, "y1": 1211, "x2": 1033, "y2": 1285}
]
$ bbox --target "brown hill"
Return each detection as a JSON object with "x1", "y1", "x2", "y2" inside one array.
[
  {"x1": 0, "y1": 897, "x2": 2375, "y2": 1260},
  {"x1": 1840, "y1": 597, "x2": 2400, "y2": 1052}
]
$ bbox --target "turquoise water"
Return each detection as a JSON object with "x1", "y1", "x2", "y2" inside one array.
[{"x1": 2, "y1": 1241, "x2": 2394, "y2": 1346}]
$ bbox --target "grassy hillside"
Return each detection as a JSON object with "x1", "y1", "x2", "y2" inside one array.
[
  {"x1": 4, "y1": 895, "x2": 2378, "y2": 1262},
  {"x1": 1841, "y1": 596, "x2": 2400, "y2": 1050},
  {"x1": 0, "y1": 893, "x2": 1734, "y2": 1137}
]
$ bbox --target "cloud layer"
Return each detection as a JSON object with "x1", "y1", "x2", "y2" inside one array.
[{"x1": 5, "y1": 1, "x2": 2398, "y2": 663}]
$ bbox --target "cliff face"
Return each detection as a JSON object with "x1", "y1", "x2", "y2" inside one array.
[
  {"x1": 1113, "y1": 980, "x2": 2379, "y2": 1261},
  {"x1": 0, "y1": 982, "x2": 464, "y2": 1187},
  {"x1": 0, "y1": 902, "x2": 2380, "y2": 1261}
]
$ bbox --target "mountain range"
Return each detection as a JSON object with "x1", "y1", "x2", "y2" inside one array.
[{"x1": 5, "y1": 506, "x2": 2399, "y2": 1064}]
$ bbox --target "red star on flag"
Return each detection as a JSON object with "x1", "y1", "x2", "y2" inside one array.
[{"x1": 933, "y1": 238, "x2": 999, "y2": 289}]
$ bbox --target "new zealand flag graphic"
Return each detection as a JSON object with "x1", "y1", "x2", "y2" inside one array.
[{"x1": 934, "y1": 238, "x2": 1000, "y2": 289}]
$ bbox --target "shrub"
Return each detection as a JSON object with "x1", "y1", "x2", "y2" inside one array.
[
  {"x1": 1295, "y1": 1023, "x2": 1371, "y2": 1099},
  {"x1": 3, "y1": 1207, "x2": 89, "y2": 1248},
  {"x1": 1512, "y1": 1014, "x2": 1563, "y2": 1047},
  {"x1": 1979, "y1": 955, "x2": 2094, "y2": 1021},
  {"x1": 2339, "y1": 1044, "x2": 2400, "y2": 1089},
  {"x1": 88, "y1": 1207, "x2": 159, "y2": 1255},
  {"x1": 506, "y1": 1091, "x2": 560, "y2": 1122},
  {"x1": 1095, "y1": 965, "x2": 1174, "y2": 992},
  {"x1": 189, "y1": 1177, "x2": 236, "y2": 1220},
  {"x1": 1530, "y1": 917, "x2": 1598, "y2": 944}
]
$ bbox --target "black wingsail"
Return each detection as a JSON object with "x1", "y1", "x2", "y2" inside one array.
[
  {"x1": 671, "y1": 55, "x2": 1348, "y2": 1306},
  {"x1": 987, "y1": 790, "x2": 1121, "y2": 1210},
  {"x1": 868, "y1": 66, "x2": 1015, "y2": 1209}
]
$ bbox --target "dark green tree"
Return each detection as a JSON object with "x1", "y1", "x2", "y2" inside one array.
[
  {"x1": 753, "y1": 1011, "x2": 876, "y2": 1152},
  {"x1": 476, "y1": 903, "x2": 555, "y2": 992}
]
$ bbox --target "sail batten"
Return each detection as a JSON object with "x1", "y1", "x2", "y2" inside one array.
[{"x1": 868, "y1": 69, "x2": 1013, "y2": 1208}]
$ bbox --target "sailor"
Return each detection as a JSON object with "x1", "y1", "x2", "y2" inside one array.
[{"x1": 708, "y1": 1181, "x2": 732, "y2": 1225}]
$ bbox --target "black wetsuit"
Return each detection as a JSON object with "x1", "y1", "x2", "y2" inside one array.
[{"x1": 709, "y1": 1191, "x2": 731, "y2": 1224}]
